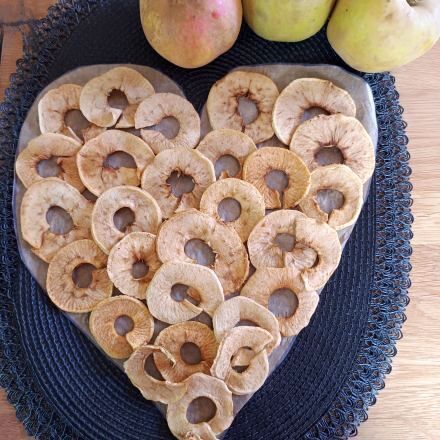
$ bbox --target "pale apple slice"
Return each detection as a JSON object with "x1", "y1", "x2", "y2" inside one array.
[{"x1": 272, "y1": 77, "x2": 356, "y2": 145}]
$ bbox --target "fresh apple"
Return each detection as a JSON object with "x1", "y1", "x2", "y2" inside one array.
[
  {"x1": 139, "y1": 0, "x2": 242, "y2": 69},
  {"x1": 243, "y1": 0, "x2": 336, "y2": 42},
  {"x1": 327, "y1": 0, "x2": 440, "y2": 72}
]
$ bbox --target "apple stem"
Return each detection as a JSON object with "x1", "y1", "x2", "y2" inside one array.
[{"x1": 407, "y1": 0, "x2": 418, "y2": 5}]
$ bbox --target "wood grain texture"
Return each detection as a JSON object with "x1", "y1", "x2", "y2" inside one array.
[
  {"x1": 0, "y1": 1, "x2": 24, "y2": 25},
  {"x1": 0, "y1": 2, "x2": 439, "y2": 439},
  {"x1": 0, "y1": 391, "x2": 29, "y2": 439},
  {"x1": 22, "y1": 0, "x2": 52, "y2": 20},
  {"x1": 0, "y1": 28, "x2": 24, "y2": 100}
]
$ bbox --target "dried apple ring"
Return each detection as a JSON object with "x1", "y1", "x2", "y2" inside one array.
[
  {"x1": 77, "y1": 129, "x2": 154, "y2": 196},
  {"x1": 196, "y1": 129, "x2": 257, "y2": 179},
  {"x1": 91, "y1": 185, "x2": 162, "y2": 254},
  {"x1": 38, "y1": 83, "x2": 105, "y2": 142},
  {"x1": 46, "y1": 239, "x2": 112, "y2": 313},
  {"x1": 290, "y1": 114, "x2": 375, "y2": 183},
  {"x1": 247, "y1": 209, "x2": 341, "y2": 291},
  {"x1": 207, "y1": 71, "x2": 279, "y2": 144},
  {"x1": 299, "y1": 164, "x2": 363, "y2": 230},
  {"x1": 147, "y1": 261, "x2": 223, "y2": 323},
  {"x1": 156, "y1": 210, "x2": 249, "y2": 295},
  {"x1": 243, "y1": 147, "x2": 311, "y2": 209},
  {"x1": 107, "y1": 232, "x2": 161, "y2": 299},
  {"x1": 20, "y1": 178, "x2": 93, "y2": 262},
  {"x1": 211, "y1": 326, "x2": 272, "y2": 395},
  {"x1": 167, "y1": 373, "x2": 233, "y2": 439},
  {"x1": 212, "y1": 296, "x2": 280, "y2": 352},
  {"x1": 80, "y1": 67, "x2": 154, "y2": 128},
  {"x1": 135, "y1": 93, "x2": 201, "y2": 154},
  {"x1": 141, "y1": 148, "x2": 215, "y2": 219},
  {"x1": 16, "y1": 133, "x2": 84, "y2": 191},
  {"x1": 273, "y1": 78, "x2": 356, "y2": 144},
  {"x1": 199, "y1": 178, "x2": 265, "y2": 242},
  {"x1": 241, "y1": 268, "x2": 319, "y2": 337},
  {"x1": 124, "y1": 344, "x2": 187, "y2": 404},
  {"x1": 248, "y1": 209, "x2": 305, "y2": 272},
  {"x1": 89, "y1": 296, "x2": 154, "y2": 359},
  {"x1": 154, "y1": 321, "x2": 218, "y2": 383}
]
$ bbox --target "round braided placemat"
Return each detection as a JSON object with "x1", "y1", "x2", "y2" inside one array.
[{"x1": 0, "y1": 1, "x2": 412, "y2": 439}]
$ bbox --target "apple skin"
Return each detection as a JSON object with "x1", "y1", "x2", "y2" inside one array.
[
  {"x1": 327, "y1": 0, "x2": 440, "y2": 73},
  {"x1": 139, "y1": 0, "x2": 242, "y2": 69},
  {"x1": 243, "y1": 0, "x2": 336, "y2": 42}
]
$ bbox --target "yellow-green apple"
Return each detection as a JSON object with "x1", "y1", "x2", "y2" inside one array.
[
  {"x1": 327, "y1": 0, "x2": 440, "y2": 72},
  {"x1": 139, "y1": 0, "x2": 242, "y2": 68},
  {"x1": 243, "y1": 0, "x2": 336, "y2": 42}
]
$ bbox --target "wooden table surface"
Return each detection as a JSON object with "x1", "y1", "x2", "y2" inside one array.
[{"x1": 1, "y1": 2, "x2": 440, "y2": 439}]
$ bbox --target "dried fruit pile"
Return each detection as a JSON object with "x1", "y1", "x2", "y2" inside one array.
[{"x1": 16, "y1": 66, "x2": 374, "y2": 440}]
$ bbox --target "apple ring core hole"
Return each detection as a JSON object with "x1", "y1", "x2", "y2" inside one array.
[
  {"x1": 316, "y1": 189, "x2": 345, "y2": 214},
  {"x1": 315, "y1": 146, "x2": 344, "y2": 166},
  {"x1": 217, "y1": 197, "x2": 242, "y2": 222},
  {"x1": 46, "y1": 206, "x2": 74, "y2": 235},
  {"x1": 166, "y1": 171, "x2": 195, "y2": 198},
  {"x1": 113, "y1": 207, "x2": 135, "y2": 232},
  {"x1": 186, "y1": 397, "x2": 217, "y2": 424},
  {"x1": 184, "y1": 239, "x2": 215, "y2": 267},
  {"x1": 269, "y1": 288, "x2": 299, "y2": 318},
  {"x1": 214, "y1": 154, "x2": 241, "y2": 179},
  {"x1": 71, "y1": 263, "x2": 95, "y2": 288},
  {"x1": 114, "y1": 315, "x2": 135, "y2": 336},
  {"x1": 238, "y1": 96, "x2": 259, "y2": 125}
]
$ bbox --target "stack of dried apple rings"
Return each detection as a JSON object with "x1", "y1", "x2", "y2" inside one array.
[{"x1": 16, "y1": 66, "x2": 374, "y2": 440}]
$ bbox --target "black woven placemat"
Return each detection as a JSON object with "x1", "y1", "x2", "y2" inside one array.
[{"x1": 0, "y1": 1, "x2": 413, "y2": 439}]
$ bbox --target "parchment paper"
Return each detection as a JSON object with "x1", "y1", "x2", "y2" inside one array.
[{"x1": 14, "y1": 63, "x2": 377, "y2": 435}]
